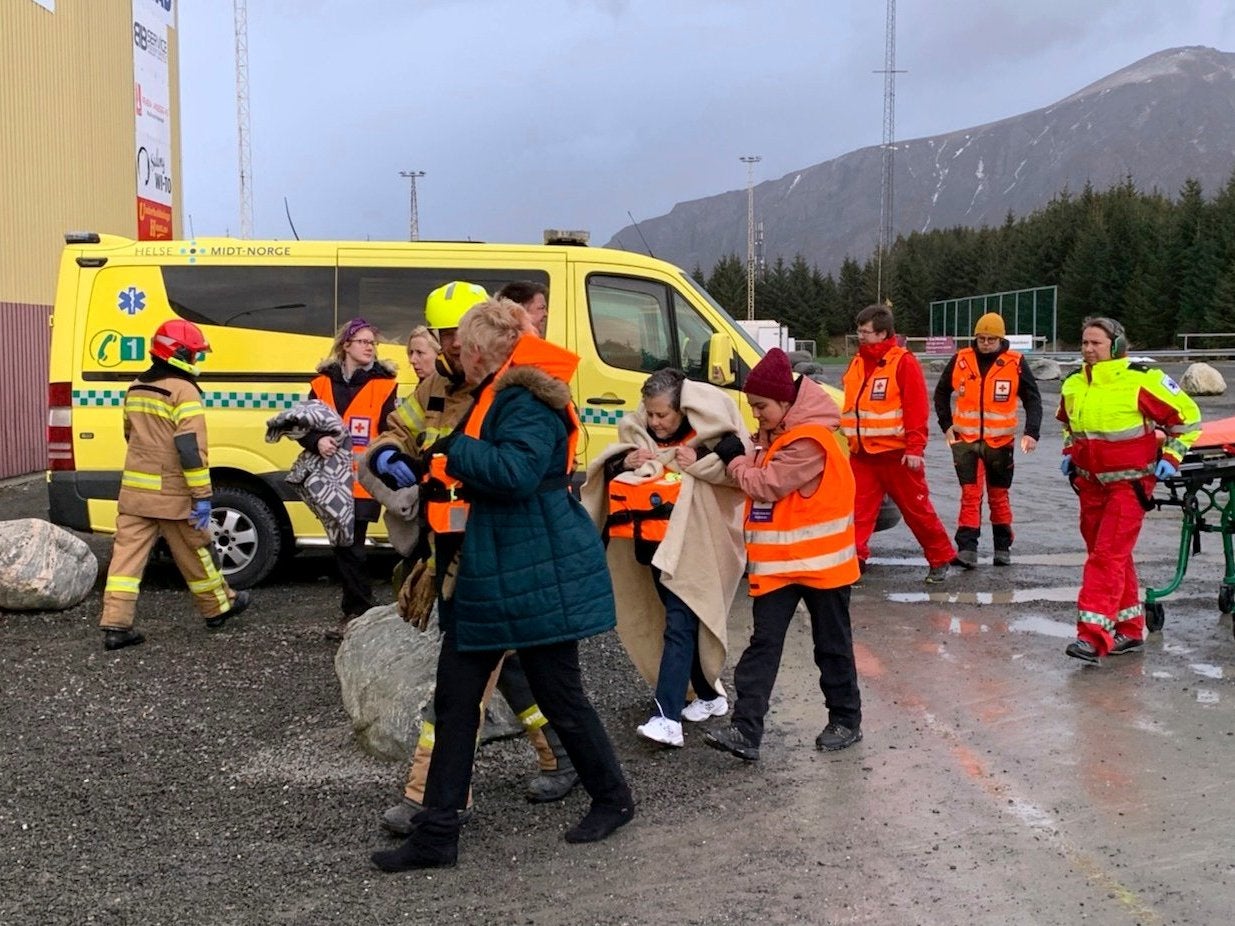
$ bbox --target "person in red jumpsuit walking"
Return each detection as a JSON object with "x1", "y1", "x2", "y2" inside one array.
[
  {"x1": 1058, "y1": 317, "x2": 1201, "y2": 664},
  {"x1": 841, "y1": 304, "x2": 956, "y2": 583}
]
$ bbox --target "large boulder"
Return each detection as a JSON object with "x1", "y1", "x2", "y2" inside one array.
[
  {"x1": 334, "y1": 604, "x2": 521, "y2": 762},
  {"x1": 0, "y1": 519, "x2": 97, "y2": 611},
  {"x1": 793, "y1": 361, "x2": 826, "y2": 377},
  {"x1": 787, "y1": 349, "x2": 813, "y2": 366},
  {"x1": 1027, "y1": 357, "x2": 1062, "y2": 381},
  {"x1": 1180, "y1": 362, "x2": 1227, "y2": 396}
]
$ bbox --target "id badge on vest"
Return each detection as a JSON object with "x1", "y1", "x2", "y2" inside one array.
[
  {"x1": 749, "y1": 501, "x2": 775, "y2": 524},
  {"x1": 350, "y1": 416, "x2": 373, "y2": 448},
  {"x1": 870, "y1": 377, "x2": 889, "y2": 401}
]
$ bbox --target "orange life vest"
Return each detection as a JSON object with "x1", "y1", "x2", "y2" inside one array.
[
  {"x1": 424, "y1": 334, "x2": 581, "y2": 534},
  {"x1": 950, "y1": 347, "x2": 1022, "y2": 447},
  {"x1": 744, "y1": 423, "x2": 860, "y2": 595},
  {"x1": 310, "y1": 374, "x2": 397, "y2": 501},
  {"x1": 605, "y1": 429, "x2": 697, "y2": 543},
  {"x1": 840, "y1": 345, "x2": 908, "y2": 454}
]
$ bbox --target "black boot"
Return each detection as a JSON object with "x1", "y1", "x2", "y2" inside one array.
[
  {"x1": 370, "y1": 808, "x2": 459, "y2": 872},
  {"x1": 564, "y1": 791, "x2": 635, "y2": 844},
  {"x1": 206, "y1": 590, "x2": 250, "y2": 629},
  {"x1": 103, "y1": 628, "x2": 145, "y2": 651}
]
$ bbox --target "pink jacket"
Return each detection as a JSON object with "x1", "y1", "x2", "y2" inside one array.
[{"x1": 727, "y1": 376, "x2": 842, "y2": 503}]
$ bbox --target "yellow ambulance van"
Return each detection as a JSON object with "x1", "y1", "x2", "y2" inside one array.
[
  {"x1": 47, "y1": 232, "x2": 890, "y2": 587},
  {"x1": 48, "y1": 232, "x2": 899, "y2": 587}
]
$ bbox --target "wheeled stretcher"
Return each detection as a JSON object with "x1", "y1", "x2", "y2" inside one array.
[{"x1": 1144, "y1": 415, "x2": 1235, "y2": 638}]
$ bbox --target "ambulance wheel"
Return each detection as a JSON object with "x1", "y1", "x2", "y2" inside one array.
[
  {"x1": 1145, "y1": 600, "x2": 1165, "y2": 634},
  {"x1": 209, "y1": 485, "x2": 282, "y2": 589},
  {"x1": 1219, "y1": 585, "x2": 1235, "y2": 615}
]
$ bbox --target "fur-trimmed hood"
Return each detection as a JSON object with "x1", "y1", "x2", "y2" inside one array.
[
  {"x1": 313, "y1": 358, "x2": 398, "y2": 378},
  {"x1": 494, "y1": 364, "x2": 572, "y2": 410}
]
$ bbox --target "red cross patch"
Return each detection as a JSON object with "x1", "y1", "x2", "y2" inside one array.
[{"x1": 350, "y1": 416, "x2": 372, "y2": 447}]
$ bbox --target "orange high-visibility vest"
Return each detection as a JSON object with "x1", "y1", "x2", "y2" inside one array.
[
  {"x1": 744, "y1": 423, "x2": 860, "y2": 595},
  {"x1": 950, "y1": 347, "x2": 1022, "y2": 447},
  {"x1": 840, "y1": 346, "x2": 908, "y2": 453},
  {"x1": 310, "y1": 375, "x2": 397, "y2": 501},
  {"x1": 424, "y1": 334, "x2": 581, "y2": 534}
]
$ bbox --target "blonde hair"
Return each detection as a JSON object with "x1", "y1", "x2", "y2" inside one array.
[
  {"x1": 458, "y1": 298, "x2": 527, "y2": 374},
  {"x1": 405, "y1": 324, "x2": 440, "y2": 354}
]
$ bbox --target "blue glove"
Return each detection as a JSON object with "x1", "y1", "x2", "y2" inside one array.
[
  {"x1": 1155, "y1": 458, "x2": 1179, "y2": 480},
  {"x1": 190, "y1": 499, "x2": 213, "y2": 531},
  {"x1": 373, "y1": 448, "x2": 417, "y2": 488},
  {"x1": 1059, "y1": 457, "x2": 1073, "y2": 477}
]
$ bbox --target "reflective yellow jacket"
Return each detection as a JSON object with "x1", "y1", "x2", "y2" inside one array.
[{"x1": 1058, "y1": 359, "x2": 1201, "y2": 483}]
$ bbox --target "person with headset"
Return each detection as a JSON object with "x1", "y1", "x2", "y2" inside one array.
[{"x1": 1057, "y1": 316, "x2": 1201, "y2": 665}]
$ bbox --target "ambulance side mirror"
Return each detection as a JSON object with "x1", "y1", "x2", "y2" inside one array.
[{"x1": 706, "y1": 333, "x2": 736, "y2": 386}]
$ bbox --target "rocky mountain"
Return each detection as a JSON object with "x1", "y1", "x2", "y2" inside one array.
[{"x1": 605, "y1": 46, "x2": 1235, "y2": 275}]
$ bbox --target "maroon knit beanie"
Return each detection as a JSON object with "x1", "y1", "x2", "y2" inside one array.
[{"x1": 743, "y1": 347, "x2": 797, "y2": 402}]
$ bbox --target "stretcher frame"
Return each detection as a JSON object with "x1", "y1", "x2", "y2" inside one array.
[{"x1": 1144, "y1": 442, "x2": 1235, "y2": 638}]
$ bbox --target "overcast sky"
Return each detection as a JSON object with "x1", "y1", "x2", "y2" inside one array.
[{"x1": 177, "y1": 0, "x2": 1235, "y2": 246}]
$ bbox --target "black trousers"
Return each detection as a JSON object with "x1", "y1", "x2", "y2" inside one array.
[
  {"x1": 732, "y1": 583, "x2": 862, "y2": 744},
  {"x1": 424, "y1": 634, "x2": 629, "y2": 817},
  {"x1": 333, "y1": 518, "x2": 372, "y2": 617}
]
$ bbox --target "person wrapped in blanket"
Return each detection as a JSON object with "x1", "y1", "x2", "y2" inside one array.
[{"x1": 582, "y1": 369, "x2": 749, "y2": 748}]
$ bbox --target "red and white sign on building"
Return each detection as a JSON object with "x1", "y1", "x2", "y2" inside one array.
[{"x1": 133, "y1": 0, "x2": 175, "y2": 240}]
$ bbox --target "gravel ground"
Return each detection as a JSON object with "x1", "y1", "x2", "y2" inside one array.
[{"x1": 2, "y1": 361, "x2": 1233, "y2": 925}]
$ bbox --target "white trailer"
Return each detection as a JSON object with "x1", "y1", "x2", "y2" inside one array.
[{"x1": 738, "y1": 319, "x2": 795, "y2": 353}]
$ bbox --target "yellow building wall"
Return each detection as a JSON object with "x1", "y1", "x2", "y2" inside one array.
[{"x1": 0, "y1": 0, "x2": 182, "y2": 306}]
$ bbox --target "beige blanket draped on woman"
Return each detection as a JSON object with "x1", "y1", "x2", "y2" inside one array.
[{"x1": 582, "y1": 380, "x2": 750, "y2": 693}]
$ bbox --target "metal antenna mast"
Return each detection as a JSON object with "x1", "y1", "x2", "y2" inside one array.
[
  {"x1": 234, "y1": 0, "x2": 253, "y2": 238},
  {"x1": 876, "y1": 0, "x2": 904, "y2": 302},
  {"x1": 400, "y1": 170, "x2": 425, "y2": 241},
  {"x1": 739, "y1": 155, "x2": 762, "y2": 321}
]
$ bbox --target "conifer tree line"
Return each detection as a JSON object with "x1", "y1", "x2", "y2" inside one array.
[{"x1": 691, "y1": 172, "x2": 1235, "y2": 351}]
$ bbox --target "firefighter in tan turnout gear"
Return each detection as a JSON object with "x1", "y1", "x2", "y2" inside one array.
[{"x1": 98, "y1": 320, "x2": 250, "y2": 651}]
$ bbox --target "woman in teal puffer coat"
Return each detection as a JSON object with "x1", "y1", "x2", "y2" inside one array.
[{"x1": 371, "y1": 299, "x2": 634, "y2": 873}]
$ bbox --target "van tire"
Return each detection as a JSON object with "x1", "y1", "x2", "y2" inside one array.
[{"x1": 209, "y1": 485, "x2": 282, "y2": 589}]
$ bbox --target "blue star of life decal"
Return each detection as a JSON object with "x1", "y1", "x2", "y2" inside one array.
[{"x1": 118, "y1": 286, "x2": 147, "y2": 316}]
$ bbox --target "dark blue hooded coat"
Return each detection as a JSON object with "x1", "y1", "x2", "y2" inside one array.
[{"x1": 439, "y1": 365, "x2": 615, "y2": 651}]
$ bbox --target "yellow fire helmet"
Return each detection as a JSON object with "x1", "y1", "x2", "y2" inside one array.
[{"x1": 425, "y1": 281, "x2": 489, "y2": 331}]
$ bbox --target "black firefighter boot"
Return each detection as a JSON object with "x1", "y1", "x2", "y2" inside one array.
[
  {"x1": 370, "y1": 808, "x2": 459, "y2": 872},
  {"x1": 525, "y1": 724, "x2": 581, "y2": 803},
  {"x1": 103, "y1": 628, "x2": 145, "y2": 651}
]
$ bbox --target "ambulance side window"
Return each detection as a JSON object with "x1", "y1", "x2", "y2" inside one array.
[
  {"x1": 338, "y1": 267, "x2": 550, "y2": 347},
  {"x1": 586, "y1": 275, "x2": 673, "y2": 373},
  {"x1": 161, "y1": 266, "x2": 335, "y2": 336},
  {"x1": 670, "y1": 291, "x2": 718, "y2": 381}
]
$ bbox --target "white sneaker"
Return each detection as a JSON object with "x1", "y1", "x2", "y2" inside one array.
[
  {"x1": 636, "y1": 715, "x2": 684, "y2": 747},
  {"x1": 681, "y1": 695, "x2": 729, "y2": 723}
]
